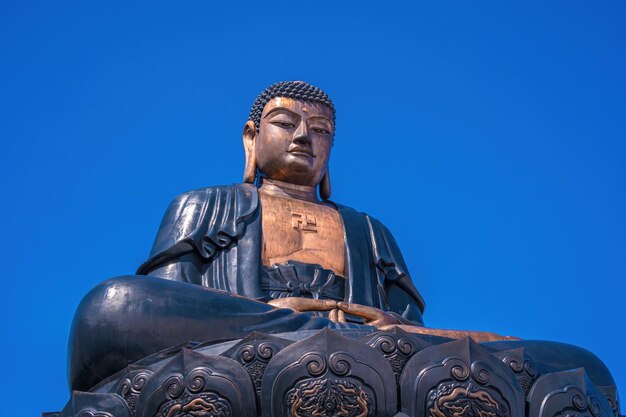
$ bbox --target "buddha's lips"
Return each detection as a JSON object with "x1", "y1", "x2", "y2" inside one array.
[{"x1": 287, "y1": 145, "x2": 315, "y2": 157}]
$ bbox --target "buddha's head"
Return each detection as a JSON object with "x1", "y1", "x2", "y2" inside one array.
[{"x1": 243, "y1": 81, "x2": 336, "y2": 200}]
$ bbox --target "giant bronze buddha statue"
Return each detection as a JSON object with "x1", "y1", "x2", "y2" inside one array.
[{"x1": 61, "y1": 81, "x2": 621, "y2": 417}]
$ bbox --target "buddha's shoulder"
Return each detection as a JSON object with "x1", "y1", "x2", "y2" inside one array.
[
  {"x1": 168, "y1": 183, "x2": 258, "y2": 207},
  {"x1": 166, "y1": 184, "x2": 259, "y2": 224}
]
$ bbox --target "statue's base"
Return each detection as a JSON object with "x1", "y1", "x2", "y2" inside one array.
[{"x1": 47, "y1": 328, "x2": 621, "y2": 417}]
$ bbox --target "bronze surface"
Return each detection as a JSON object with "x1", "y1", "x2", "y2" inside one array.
[{"x1": 260, "y1": 188, "x2": 345, "y2": 277}]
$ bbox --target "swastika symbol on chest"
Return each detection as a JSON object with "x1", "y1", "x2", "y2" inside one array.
[{"x1": 291, "y1": 212, "x2": 318, "y2": 232}]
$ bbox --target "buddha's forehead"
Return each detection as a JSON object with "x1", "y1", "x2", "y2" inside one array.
[{"x1": 261, "y1": 97, "x2": 334, "y2": 121}]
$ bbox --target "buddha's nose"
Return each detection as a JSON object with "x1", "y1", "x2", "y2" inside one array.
[{"x1": 292, "y1": 121, "x2": 311, "y2": 145}]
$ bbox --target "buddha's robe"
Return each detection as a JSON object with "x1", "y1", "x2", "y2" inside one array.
[{"x1": 137, "y1": 183, "x2": 425, "y2": 323}]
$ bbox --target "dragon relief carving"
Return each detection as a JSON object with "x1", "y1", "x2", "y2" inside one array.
[
  {"x1": 285, "y1": 378, "x2": 371, "y2": 417},
  {"x1": 427, "y1": 382, "x2": 508, "y2": 417},
  {"x1": 155, "y1": 392, "x2": 231, "y2": 417}
]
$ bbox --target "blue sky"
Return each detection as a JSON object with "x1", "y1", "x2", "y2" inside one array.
[{"x1": 1, "y1": 1, "x2": 625, "y2": 414}]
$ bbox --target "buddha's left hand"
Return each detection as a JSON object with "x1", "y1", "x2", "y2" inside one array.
[
  {"x1": 336, "y1": 302, "x2": 404, "y2": 328},
  {"x1": 266, "y1": 298, "x2": 363, "y2": 324}
]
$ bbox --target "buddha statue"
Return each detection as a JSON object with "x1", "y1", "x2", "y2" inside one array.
[
  {"x1": 65, "y1": 82, "x2": 619, "y2": 417},
  {"x1": 69, "y1": 81, "x2": 427, "y2": 391}
]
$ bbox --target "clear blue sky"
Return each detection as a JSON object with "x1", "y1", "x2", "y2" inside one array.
[{"x1": 1, "y1": 1, "x2": 625, "y2": 414}]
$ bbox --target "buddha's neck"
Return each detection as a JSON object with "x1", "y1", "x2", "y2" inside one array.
[{"x1": 258, "y1": 178, "x2": 319, "y2": 203}]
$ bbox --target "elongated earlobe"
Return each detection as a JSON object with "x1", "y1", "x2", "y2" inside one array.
[
  {"x1": 242, "y1": 121, "x2": 257, "y2": 184},
  {"x1": 320, "y1": 168, "x2": 331, "y2": 200},
  {"x1": 243, "y1": 154, "x2": 257, "y2": 184}
]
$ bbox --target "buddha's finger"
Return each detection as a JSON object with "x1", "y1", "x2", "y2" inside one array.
[
  {"x1": 337, "y1": 302, "x2": 384, "y2": 321},
  {"x1": 337, "y1": 309, "x2": 346, "y2": 323},
  {"x1": 268, "y1": 298, "x2": 336, "y2": 312},
  {"x1": 267, "y1": 298, "x2": 301, "y2": 311},
  {"x1": 295, "y1": 299, "x2": 337, "y2": 311},
  {"x1": 329, "y1": 308, "x2": 338, "y2": 322}
]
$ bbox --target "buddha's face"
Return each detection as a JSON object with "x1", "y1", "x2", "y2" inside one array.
[{"x1": 252, "y1": 97, "x2": 334, "y2": 187}]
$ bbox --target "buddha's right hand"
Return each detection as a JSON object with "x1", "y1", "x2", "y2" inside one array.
[
  {"x1": 267, "y1": 298, "x2": 346, "y2": 323},
  {"x1": 336, "y1": 302, "x2": 404, "y2": 328}
]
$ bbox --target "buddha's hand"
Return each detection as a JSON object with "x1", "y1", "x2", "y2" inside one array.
[
  {"x1": 337, "y1": 302, "x2": 404, "y2": 328},
  {"x1": 267, "y1": 298, "x2": 350, "y2": 324},
  {"x1": 267, "y1": 298, "x2": 337, "y2": 313}
]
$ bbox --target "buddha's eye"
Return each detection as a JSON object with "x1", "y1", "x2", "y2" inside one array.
[
  {"x1": 312, "y1": 128, "x2": 330, "y2": 135},
  {"x1": 271, "y1": 121, "x2": 295, "y2": 129}
]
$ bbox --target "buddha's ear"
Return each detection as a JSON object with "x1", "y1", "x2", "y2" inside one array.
[
  {"x1": 320, "y1": 167, "x2": 331, "y2": 200},
  {"x1": 242, "y1": 121, "x2": 257, "y2": 184}
]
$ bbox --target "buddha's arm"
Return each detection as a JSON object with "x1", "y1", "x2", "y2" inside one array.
[
  {"x1": 136, "y1": 185, "x2": 255, "y2": 286},
  {"x1": 145, "y1": 252, "x2": 205, "y2": 284},
  {"x1": 369, "y1": 217, "x2": 426, "y2": 325}
]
